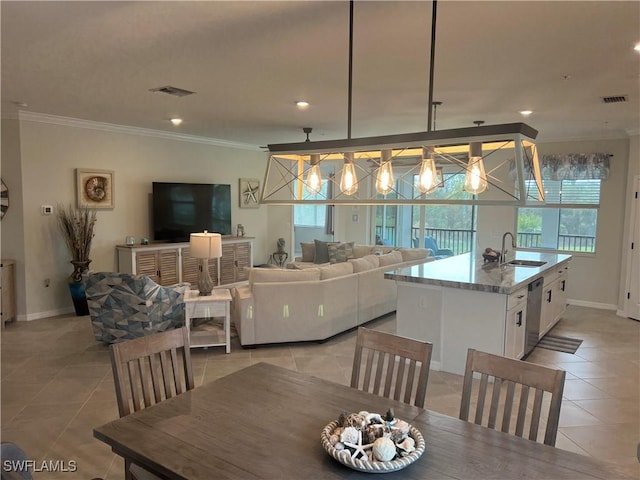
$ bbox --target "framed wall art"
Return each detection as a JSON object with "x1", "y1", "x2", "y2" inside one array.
[
  {"x1": 76, "y1": 169, "x2": 115, "y2": 209},
  {"x1": 239, "y1": 178, "x2": 260, "y2": 209}
]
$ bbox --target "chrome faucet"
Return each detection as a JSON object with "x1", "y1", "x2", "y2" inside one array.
[{"x1": 500, "y1": 232, "x2": 516, "y2": 265}]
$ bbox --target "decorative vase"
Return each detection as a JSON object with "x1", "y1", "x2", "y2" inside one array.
[{"x1": 68, "y1": 260, "x2": 91, "y2": 316}]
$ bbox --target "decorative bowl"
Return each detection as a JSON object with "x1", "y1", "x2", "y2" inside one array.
[{"x1": 320, "y1": 420, "x2": 425, "y2": 473}]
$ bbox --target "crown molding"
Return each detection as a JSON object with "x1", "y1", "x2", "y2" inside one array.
[{"x1": 17, "y1": 111, "x2": 262, "y2": 151}]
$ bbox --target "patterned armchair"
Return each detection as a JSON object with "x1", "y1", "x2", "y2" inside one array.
[{"x1": 85, "y1": 272, "x2": 190, "y2": 344}]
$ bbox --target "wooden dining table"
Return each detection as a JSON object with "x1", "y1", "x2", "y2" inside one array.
[{"x1": 94, "y1": 362, "x2": 632, "y2": 479}]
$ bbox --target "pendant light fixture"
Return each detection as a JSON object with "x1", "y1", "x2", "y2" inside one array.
[
  {"x1": 417, "y1": 146, "x2": 438, "y2": 193},
  {"x1": 464, "y1": 121, "x2": 488, "y2": 194},
  {"x1": 339, "y1": 152, "x2": 358, "y2": 195},
  {"x1": 464, "y1": 142, "x2": 488, "y2": 194},
  {"x1": 306, "y1": 153, "x2": 322, "y2": 194},
  {"x1": 376, "y1": 149, "x2": 395, "y2": 195},
  {"x1": 262, "y1": 1, "x2": 544, "y2": 206}
]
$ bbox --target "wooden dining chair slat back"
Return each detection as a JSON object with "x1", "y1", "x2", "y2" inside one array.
[
  {"x1": 351, "y1": 327, "x2": 433, "y2": 408},
  {"x1": 459, "y1": 348, "x2": 566, "y2": 446},
  {"x1": 110, "y1": 327, "x2": 194, "y2": 418}
]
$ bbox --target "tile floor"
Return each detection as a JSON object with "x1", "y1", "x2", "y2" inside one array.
[{"x1": 1, "y1": 305, "x2": 638, "y2": 479}]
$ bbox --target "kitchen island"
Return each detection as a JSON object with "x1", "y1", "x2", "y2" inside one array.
[{"x1": 385, "y1": 251, "x2": 571, "y2": 375}]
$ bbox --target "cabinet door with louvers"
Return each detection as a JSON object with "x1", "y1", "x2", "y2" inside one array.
[
  {"x1": 182, "y1": 248, "x2": 219, "y2": 289},
  {"x1": 135, "y1": 249, "x2": 179, "y2": 286},
  {"x1": 220, "y1": 242, "x2": 252, "y2": 285}
]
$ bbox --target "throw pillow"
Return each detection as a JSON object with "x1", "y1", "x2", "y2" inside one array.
[
  {"x1": 314, "y1": 239, "x2": 338, "y2": 264},
  {"x1": 300, "y1": 242, "x2": 316, "y2": 262},
  {"x1": 362, "y1": 254, "x2": 380, "y2": 268},
  {"x1": 328, "y1": 241, "x2": 355, "y2": 264},
  {"x1": 352, "y1": 245, "x2": 373, "y2": 258}
]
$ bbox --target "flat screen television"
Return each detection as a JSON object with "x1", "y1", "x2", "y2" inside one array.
[{"x1": 152, "y1": 182, "x2": 232, "y2": 242}]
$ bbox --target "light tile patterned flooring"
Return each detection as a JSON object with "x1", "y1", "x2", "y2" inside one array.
[{"x1": 1, "y1": 305, "x2": 638, "y2": 479}]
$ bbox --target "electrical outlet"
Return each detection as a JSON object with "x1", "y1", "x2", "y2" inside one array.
[
  {"x1": 44, "y1": 278, "x2": 50, "y2": 287},
  {"x1": 41, "y1": 205, "x2": 54, "y2": 215}
]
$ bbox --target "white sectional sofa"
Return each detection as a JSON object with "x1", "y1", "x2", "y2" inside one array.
[{"x1": 231, "y1": 247, "x2": 432, "y2": 347}]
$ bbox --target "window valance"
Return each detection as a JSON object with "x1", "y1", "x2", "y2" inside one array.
[{"x1": 511, "y1": 152, "x2": 610, "y2": 181}]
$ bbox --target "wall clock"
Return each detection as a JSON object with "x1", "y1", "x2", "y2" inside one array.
[{"x1": 0, "y1": 179, "x2": 8, "y2": 219}]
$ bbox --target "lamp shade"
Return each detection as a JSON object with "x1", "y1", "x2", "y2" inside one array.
[{"x1": 190, "y1": 231, "x2": 222, "y2": 259}]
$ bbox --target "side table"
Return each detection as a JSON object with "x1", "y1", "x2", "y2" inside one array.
[{"x1": 183, "y1": 289, "x2": 232, "y2": 353}]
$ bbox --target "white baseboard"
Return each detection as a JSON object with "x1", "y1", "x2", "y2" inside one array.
[
  {"x1": 567, "y1": 299, "x2": 617, "y2": 311},
  {"x1": 430, "y1": 360, "x2": 442, "y2": 371},
  {"x1": 19, "y1": 306, "x2": 75, "y2": 322}
]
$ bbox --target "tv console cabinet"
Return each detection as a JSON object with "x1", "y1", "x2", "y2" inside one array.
[{"x1": 116, "y1": 237, "x2": 253, "y2": 288}]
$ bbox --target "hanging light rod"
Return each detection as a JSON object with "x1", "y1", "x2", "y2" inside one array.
[{"x1": 267, "y1": 122, "x2": 538, "y2": 154}]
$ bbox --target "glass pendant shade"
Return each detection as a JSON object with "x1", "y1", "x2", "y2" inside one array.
[
  {"x1": 376, "y1": 149, "x2": 395, "y2": 195},
  {"x1": 417, "y1": 146, "x2": 438, "y2": 193},
  {"x1": 464, "y1": 142, "x2": 488, "y2": 194},
  {"x1": 339, "y1": 152, "x2": 358, "y2": 195},
  {"x1": 306, "y1": 154, "x2": 322, "y2": 194}
]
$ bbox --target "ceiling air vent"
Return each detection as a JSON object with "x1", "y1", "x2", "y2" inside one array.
[
  {"x1": 600, "y1": 95, "x2": 627, "y2": 104},
  {"x1": 149, "y1": 85, "x2": 195, "y2": 97}
]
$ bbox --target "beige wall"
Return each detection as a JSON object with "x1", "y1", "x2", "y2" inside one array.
[{"x1": 8, "y1": 116, "x2": 268, "y2": 319}]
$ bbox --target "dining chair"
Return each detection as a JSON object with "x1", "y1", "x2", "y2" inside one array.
[
  {"x1": 109, "y1": 326, "x2": 194, "y2": 480},
  {"x1": 350, "y1": 327, "x2": 433, "y2": 408},
  {"x1": 459, "y1": 348, "x2": 566, "y2": 446}
]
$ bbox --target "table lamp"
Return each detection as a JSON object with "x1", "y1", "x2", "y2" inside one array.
[{"x1": 189, "y1": 231, "x2": 222, "y2": 296}]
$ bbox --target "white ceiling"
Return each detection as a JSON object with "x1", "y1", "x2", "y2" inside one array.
[{"x1": 2, "y1": 1, "x2": 639, "y2": 149}]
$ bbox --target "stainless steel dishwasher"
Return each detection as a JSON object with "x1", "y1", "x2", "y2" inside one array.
[{"x1": 524, "y1": 277, "x2": 544, "y2": 356}]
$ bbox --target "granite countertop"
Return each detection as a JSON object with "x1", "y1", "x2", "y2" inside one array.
[{"x1": 385, "y1": 251, "x2": 572, "y2": 295}]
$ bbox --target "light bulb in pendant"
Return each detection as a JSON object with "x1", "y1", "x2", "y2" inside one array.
[
  {"x1": 339, "y1": 152, "x2": 358, "y2": 195},
  {"x1": 417, "y1": 146, "x2": 438, "y2": 194},
  {"x1": 464, "y1": 142, "x2": 487, "y2": 194},
  {"x1": 376, "y1": 149, "x2": 395, "y2": 195},
  {"x1": 306, "y1": 154, "x2": 322, "y2": 194}
]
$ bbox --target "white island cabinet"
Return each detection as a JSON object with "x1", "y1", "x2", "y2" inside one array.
[{"x1": 386, "y1": 252, "x2": 571, "y2": 375}]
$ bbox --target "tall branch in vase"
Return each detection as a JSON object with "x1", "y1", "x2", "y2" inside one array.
[{"x1": 57, "y1": 204, "x2": 97, "y2": 281}]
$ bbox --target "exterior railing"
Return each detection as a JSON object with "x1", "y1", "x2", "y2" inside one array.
[
  {"x1": 517, "y1": 232, "x2": 596, "y2": 252},
  {"x1": 375, "y1": 227, "x2": 596, "y2": 254}
]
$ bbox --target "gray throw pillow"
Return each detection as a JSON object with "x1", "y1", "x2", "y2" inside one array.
[{"x1": 314, "y1": 239, "x2": 337, "y2": 264}]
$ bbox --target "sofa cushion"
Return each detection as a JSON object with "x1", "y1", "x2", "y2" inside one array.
[
  {"x1": 378, "y1": 250, "x2": 403, "y2": 267},
  {"x1": 348, "y1": 257, "x2": 376, "y2": 272},
  {"x1": 328, "y1": 241, "x2": 354, "y2": 264},
  {"x1": 362, "y1": 254, "x2": 380, "y2": 268},
  {"x1": 300, "y1": 242, "x2": 316, "y2": 262},
  {"x1": 314, "y1": 240, "x2": 338, "y2": 264},
  {"x1": 398, "y1": 248, "x2": 429, "y2": 262},
  {"x1": 249, "y1": 267, "x2": 321, "y2": 286},
  {"x1": 352, "y1": 245, "x2": 375, "y2": 258},
  {"x1": 319, "y1": 262, "x2": 354, "y2": 280}
]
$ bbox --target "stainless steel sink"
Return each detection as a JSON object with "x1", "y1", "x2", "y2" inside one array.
[{"x1": 506, "y1": 259, "x2": 547, "y2": 267}]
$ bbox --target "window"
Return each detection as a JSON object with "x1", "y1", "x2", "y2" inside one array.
[
  {"x1": 294, "y1": 181, "x2": 329, "y2": 227},
  {"x1": 517, "y1": 179, "x2": 601, "y2": 253},
  {"x1": 412, "y1": 173, "x2": 476, "y2": 255},
  {"x1": 373, "y1": 171, "x2": 477, "y2": 254}
]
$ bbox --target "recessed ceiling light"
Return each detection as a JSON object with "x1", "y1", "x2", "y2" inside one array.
[
  {"x1": 519, "y1": 110, "x2": 533, "y2": 117},
  {"x1": 296, "y1": 101, "x2": 310, "y2": 109},
  {"x1": 170, "y1": 117, "x2": 183, "y2": 126},
  {"x1": 635, "y1": 42, "x2": 640, "y2": 53}
]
